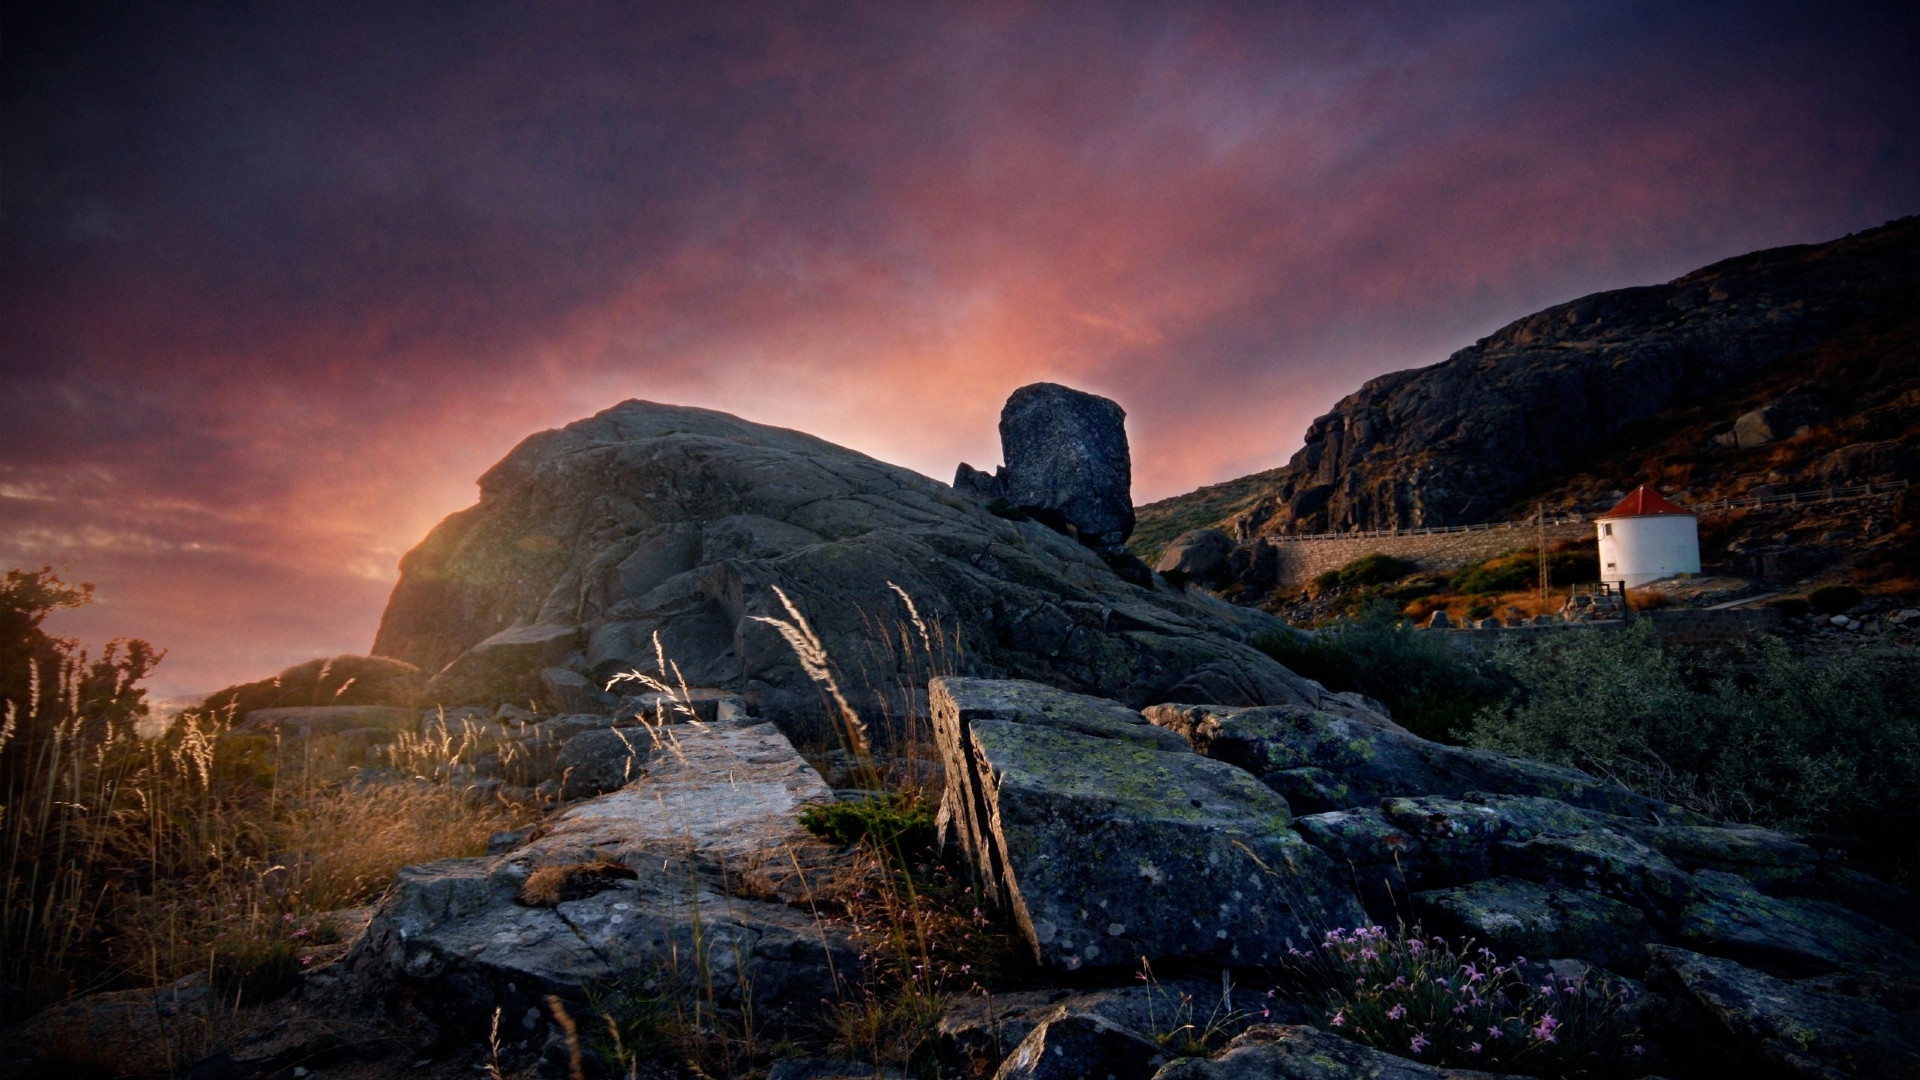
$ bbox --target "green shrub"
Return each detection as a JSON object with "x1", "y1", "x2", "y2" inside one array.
[
  {"x1": 1314, "y1": 554, "x2": 1419, "y2": 593},
  {"x1": 1470, "y1": 623, "x2": 1920, "y2": 883},
  {"x1": 1768, "y1": 597, "x2": 1810, "y2": 620},
  {"x1": 1807, "y1": 584, "x2": 1862, "y2": 614},
  {"x1": 210, "y1": 931, "x2": 305, "y2": 1002},
  {"x1": 1465, "y1": 603, "x2": 1494, "y2": 620},
  {"x1": 1254, "y1": 605, "x2": 1508, "y2": 742},
  {"x1": 800, "y1": 792, "x2": 937, "y2": 859}
]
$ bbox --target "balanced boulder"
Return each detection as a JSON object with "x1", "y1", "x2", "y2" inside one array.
[{"x1": 998, "y1": 383, "x2": 1135, "y2": 552}]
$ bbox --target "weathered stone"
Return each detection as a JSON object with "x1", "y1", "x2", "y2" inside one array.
[
  {"x1": 998, "y1": 383, "x2": 1135, "y2": 552},
  {"x1": 556, "y1": 727, "x2": 651, "y2": 798},
  {"x1": 424, "y1": 621, "x2": 582, "y2": 707},
  {"x1": 934, "y1": 678, "x2": 1365, "y2": 971},
  {"x1": 1155, "y1": 529, "x2": 1236, "y2": 587},
  {"x1": 1627, "y1": 823, "x2": 1825, "y2": 894},
  {"x1": 371, "y1": 400, "x2": 1361, "y2": 746},
  {"x1": 1410, "y1": 877, "x2": 1652, "y2": 974},
  {"x1": 767, "y1": 1059, "x2": 907, "y2": 1080},
  {"x1": 539, "y1": 666, "x2": 615, "y2": 714},
  {"x1": 1673, "y1": 870, "x2": 1920, "y2": 978},
  {"x1": 232, "y1": 705, "x2": 415, "y2": 738},
  {"x1": 1645, "y1": 945, "x2": 1920, "y2": 1079},
  {"x1": 1144, "y1": 703, "x2": 1682, "y2": 821},
  {"x1": 938, "y1": 982, "x2": 1274, "y2": 1074},
  {"x1": 997, "y1": 1013, "x2": 1170, "y2": 1080},
  {"x1": 1292, "y1": 795, "x2": 1613, "y2": 911},
  {"x1": 1497, "y1": 830, "x2": 1693, "y2": 918},
  {"x1": 1154, "y1": 1024, "x2": 1527, "y2": 1080},
  {"x1": 954, "y1": 462, "x2": 1010, "y2": 501},
  {"x1": 347, "y1": 716, "x2": 856, "y2": 1044},
  {"x1": 616, "y1": 687, "x2": 748, "y2": 724}
]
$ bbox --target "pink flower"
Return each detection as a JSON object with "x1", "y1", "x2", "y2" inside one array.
[
  {"x1": 1530, "y1": 1014, "x2": 1560, "y2": 1042},
  {"x1": 1407, "y1": 938, "x2": 1425, "y2": 955},
  {"x1": 1387, "y1": 1004, "x2": 1407, "y2": 1020},
  {"x1": 1540, "y1": 984, "x2": 1555, "y2": 996},
  {"x1": 1452, "y1": 1004, "x2": 1467, "y2": 1015},
  {"x1": 1632, "y1": 1044, "x2": 1646, "y2": 1056},
  {"x1": 1487, "y1": 1025, "x2": 1504, "y2": 1040},
  {"x1": 1469, "y1": 1041, "x2": 1483, "y2": 1055},
  {"x1": 1329, "y1": 1009, "x2": 1348, "y2": 1028},
  {"x1": 1409, "y1": 1032, "x2": 1430, "y2": 1054}
]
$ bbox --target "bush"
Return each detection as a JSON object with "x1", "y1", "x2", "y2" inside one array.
[
  {"x1": 1768, "y1": 597, "x2": 1810, "y2": 620},
  {"x1": 1470, "y1": 623, "x2": 1920, "y2": 883},
  {"x1": 1275, "y1": 925, "x2": 1644, "y2": 1078},
  {"x1": 1254, "y1": 605, "x2": 1508, "y2": 742},
  {"x1": 1314, "y1": 554, "x2": 1419, "y2": 593},
  {"x1": 800, "y1": 791, "x2": 937, "y2": 859},
  {"x1": 1807, "y1": 584, "x2": 1862, "y2": 615}
]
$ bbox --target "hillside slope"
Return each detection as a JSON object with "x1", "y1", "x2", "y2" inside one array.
[{"x1": 1135, "y1": 217, "x2": 1920, "y2": 587}]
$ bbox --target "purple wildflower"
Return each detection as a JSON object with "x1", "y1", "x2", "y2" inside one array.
[
  {"x1": 1386, "y1": 1004, "x2": 1407, "y2": 1020},
  {"x1": 1409, "y1": 1032, "x2": 1430, "y2": 1054},
  {"x1": 1530, "y1": 1014, "x2": 1560, "y2": 1042}
]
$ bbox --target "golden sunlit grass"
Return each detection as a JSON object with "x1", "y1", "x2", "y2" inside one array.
[{"x1": 1, "y1": 668, "x2": 534, "y2": 1018}]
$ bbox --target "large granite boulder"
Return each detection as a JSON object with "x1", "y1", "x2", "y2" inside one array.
[
  {"x1": 346, "y1": 715, "x2": 858, "y2": 1046},
  {"x1": 372, "y1": 400, "x2": 1342, "y2": 741},
  {"x1": 996, "y1": 383, "x2": 1135, "y2": 552},
  {"x1": 932, "y1": 678, "x2": 1365, "y2": 971}
]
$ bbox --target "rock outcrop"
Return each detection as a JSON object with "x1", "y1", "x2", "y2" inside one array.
[
  {"x1": 347, "y1": 712, "x2": 858, "y2": 1048},
  {"x1": 933, "y1": 677, "x2": 1368, "y2": 971},
  {"x1": 371, "y1": 399, "x2": 1333, "y2": 740},
  {"x1": 1133, "y1": 216, "x2": 1918, "y2": 542}
]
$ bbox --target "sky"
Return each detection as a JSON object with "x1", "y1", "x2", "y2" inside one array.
[{"x1": 4, "y1": 1, "x2": 1917, "y2": 698}]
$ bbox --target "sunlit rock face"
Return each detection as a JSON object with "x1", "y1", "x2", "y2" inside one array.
[{"x1": 371, "y1": 400, "x2": 1347, "y2": 742}]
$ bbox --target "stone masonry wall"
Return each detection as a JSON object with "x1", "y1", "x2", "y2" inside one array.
[{"x1": 1260, "y1": 520, "x2": 1595, "y2": 591}]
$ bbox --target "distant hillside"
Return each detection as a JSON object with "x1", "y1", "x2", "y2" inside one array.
[
  {"x1": 1134, "y1": 216, "x2": 1920, "y2": 588},
  {"x1": 1131, "y1": 466, "x2": 1285, "y2": 563}
]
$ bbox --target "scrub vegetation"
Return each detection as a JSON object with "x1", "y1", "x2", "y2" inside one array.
[{"x1": 0, "y1": 566, "x2": 533, "y2": 1016}]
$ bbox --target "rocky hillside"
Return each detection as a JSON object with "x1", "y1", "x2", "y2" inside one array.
[
  {"x1": 371, "y1": 396, "x2": 1347, "y2": 746},
  {"x1": 1136, "y1": 216, "x2": 1920, "y2": 582}
]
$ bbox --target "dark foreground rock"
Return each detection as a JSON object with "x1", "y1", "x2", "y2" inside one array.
[
  {"x1": 933, "y1": 678, "x2": 1366, "y2": 971},
  {"x1": 1154, "y1": 1024, "x2": 1530, "y2": 1080},
  {"x1": 1645, "y1": 945, "x2": 1920, "y2": 1079},
  {"x1": 1144, "y1": 702, "x2": 1683, "y2": 820},
  {"x1": 370, "y1": 399, "x2": 1344, "y2": 739},
  {"x1": 347, "y1": 715, "x2": 859, "y2": 1050}
]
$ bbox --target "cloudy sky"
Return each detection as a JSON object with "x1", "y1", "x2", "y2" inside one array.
[{"x1": 5, "y1": 0, "x2": 1917, "y2": 696}]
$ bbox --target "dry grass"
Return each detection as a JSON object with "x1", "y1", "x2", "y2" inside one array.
[{"x1": 2, "y1": 669, "x2": 535, "y2": 1015}]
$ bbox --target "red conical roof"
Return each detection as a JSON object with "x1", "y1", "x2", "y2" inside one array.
[{"x1": 1597, "y1": 485, "x2": 1692, "y2": 519}]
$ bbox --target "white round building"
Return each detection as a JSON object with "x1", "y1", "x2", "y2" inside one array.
[{"x1": 1596, "y1": 485, "x2": 1700, "y2": 589}]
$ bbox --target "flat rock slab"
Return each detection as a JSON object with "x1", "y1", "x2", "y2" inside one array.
[
  {"x1": 1145, "y1": 703, "x2": 1685, "y2": 821},
  {"x1": 1154, "y1": 1024, "x2": 1530, "y2": 1080},
  {"x1": 1646, "y1": 945, "x2": 1920, "y2": 1079},
  {"x1": 934, "y1": 678, "x2": 1365, "y2": 971},
  {"x1": 233, "y1": 705, "x2": 416, "y2": 737},
  {"x1": 1674, "y1": 870, "x2": 1920, "y2": 978},
  {"x1": 348, "y1": 717, "x2": 856, "y2": 1043},
  {"x1": 1410, "y1": 876, "x2": 1651, "y2": 974}
]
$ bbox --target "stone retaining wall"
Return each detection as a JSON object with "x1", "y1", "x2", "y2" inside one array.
[{"x1": 1259, "y1": 520, "x2": 1594, "y2": 590}]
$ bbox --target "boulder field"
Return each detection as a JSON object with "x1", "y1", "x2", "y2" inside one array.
[{"x1": 310, "y1": 675, "x2": 1918, "y2": 1079}]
